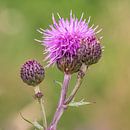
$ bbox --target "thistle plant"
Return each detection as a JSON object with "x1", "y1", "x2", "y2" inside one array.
[{"x1": 20, "y1": 11, "x2": 103, "y2": 130}]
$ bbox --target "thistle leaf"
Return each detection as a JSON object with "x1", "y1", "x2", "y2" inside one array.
[
  {"x1": 53, "y1": 80, "x2": 62, "y2": 87},
  {"x1": 20, "y1": 113, "x2": 33, "y2": 125},
  {"x1": 68, "y1": 99, "x2": 91, "y2": 107},
  {"x1": 33, "y1": 121, "x2": 44, "y2": 130},
  {"x1": 20, "y1": 113, "x2": 43, "y2": 130}
]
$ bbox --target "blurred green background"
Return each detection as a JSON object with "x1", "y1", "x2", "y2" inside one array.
[{"x1": 0, "y1": 0, "x2": 130, "y2": 130}]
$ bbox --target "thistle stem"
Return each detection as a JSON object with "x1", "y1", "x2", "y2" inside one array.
[
  {"x1": 39, "y1": 98, "x2": 47, "y2": 130},
  {"x1": 34, "y1": 86, "x2": 47, "y2": 130},
  {"x1": 47, "y1": 64, "x2": 87, "y2": 130},
  {"x1": 65, "y1": 64, "x2": 87, "y2": 104},
  {"x1": 47, "y1": 74, "x2": 71, "y2": 130}
]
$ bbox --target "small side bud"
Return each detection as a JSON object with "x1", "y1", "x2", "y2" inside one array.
[
  {"x1": 35, "y1": 91, "x2": 43, "y2": 100},
  {"x1": 20, "y1": 60, "x2": 45, "y2": 87}
]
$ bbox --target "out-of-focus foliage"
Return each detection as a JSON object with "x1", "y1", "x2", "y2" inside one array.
[{"x1": 0, "y1": 0, "x2": 130, "y2": 130}]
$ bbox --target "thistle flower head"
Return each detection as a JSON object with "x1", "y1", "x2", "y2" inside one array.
[
  {"x1": 38, "y1": 12, "x2": 102, "y2": 70},
  {"x1": 20, "y1": 60, "x2": 45, "y2": 86}
]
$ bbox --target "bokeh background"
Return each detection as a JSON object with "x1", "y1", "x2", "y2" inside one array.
[{"x1": 0, "y1": 0, "x2": 130, "y2": 130}]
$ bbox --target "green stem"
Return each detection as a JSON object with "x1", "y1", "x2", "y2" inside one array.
[
  {"x1": 34, "y1": 86, "x2": 47, "y2": 130},
  {"x1": 39, "y1": 97, "x2": 47, "y2": 130}
]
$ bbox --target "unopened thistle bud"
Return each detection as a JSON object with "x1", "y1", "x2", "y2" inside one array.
[
  {"x1": 57, "y1": 55, "x2": 82, "y2": 74},
  {"x1": 20, "y1": 60, "x2": 45, "y2": 86},
  {"x1": 78, "y1": 37, "x2": 102, "y2": 66}
]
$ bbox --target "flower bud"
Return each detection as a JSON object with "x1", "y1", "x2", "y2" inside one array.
[
  {"x1": 78, "y1": 37, "x2": 102, "y2": 66},
  {"x1": 35, "y1": 92, "x2": 43, "y2": 100},
  {"x1": 56, "y1": 55, "x2": 82, "y2": 74},
  {"x1": 20, "y1": 60, "x2": 45, "y2": 86}
]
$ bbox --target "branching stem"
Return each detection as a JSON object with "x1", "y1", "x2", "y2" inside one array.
[
  {"x1": 47, "y1": 74, "x2": 71, "y2": 130},
  {"x1": 47, "y1": 64, "x2": 87, "y2": 130},
  {"x1": 65, "y1": 64, "x2": 87, "y2": 104}
]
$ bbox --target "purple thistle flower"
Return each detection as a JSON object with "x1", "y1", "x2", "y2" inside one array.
[
  {"x1": 37, "y1": 11, "x2": 102, "y2": 68},
  {"x1": 20, "y1": 60, "x2": 45, "y2": 86}
]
